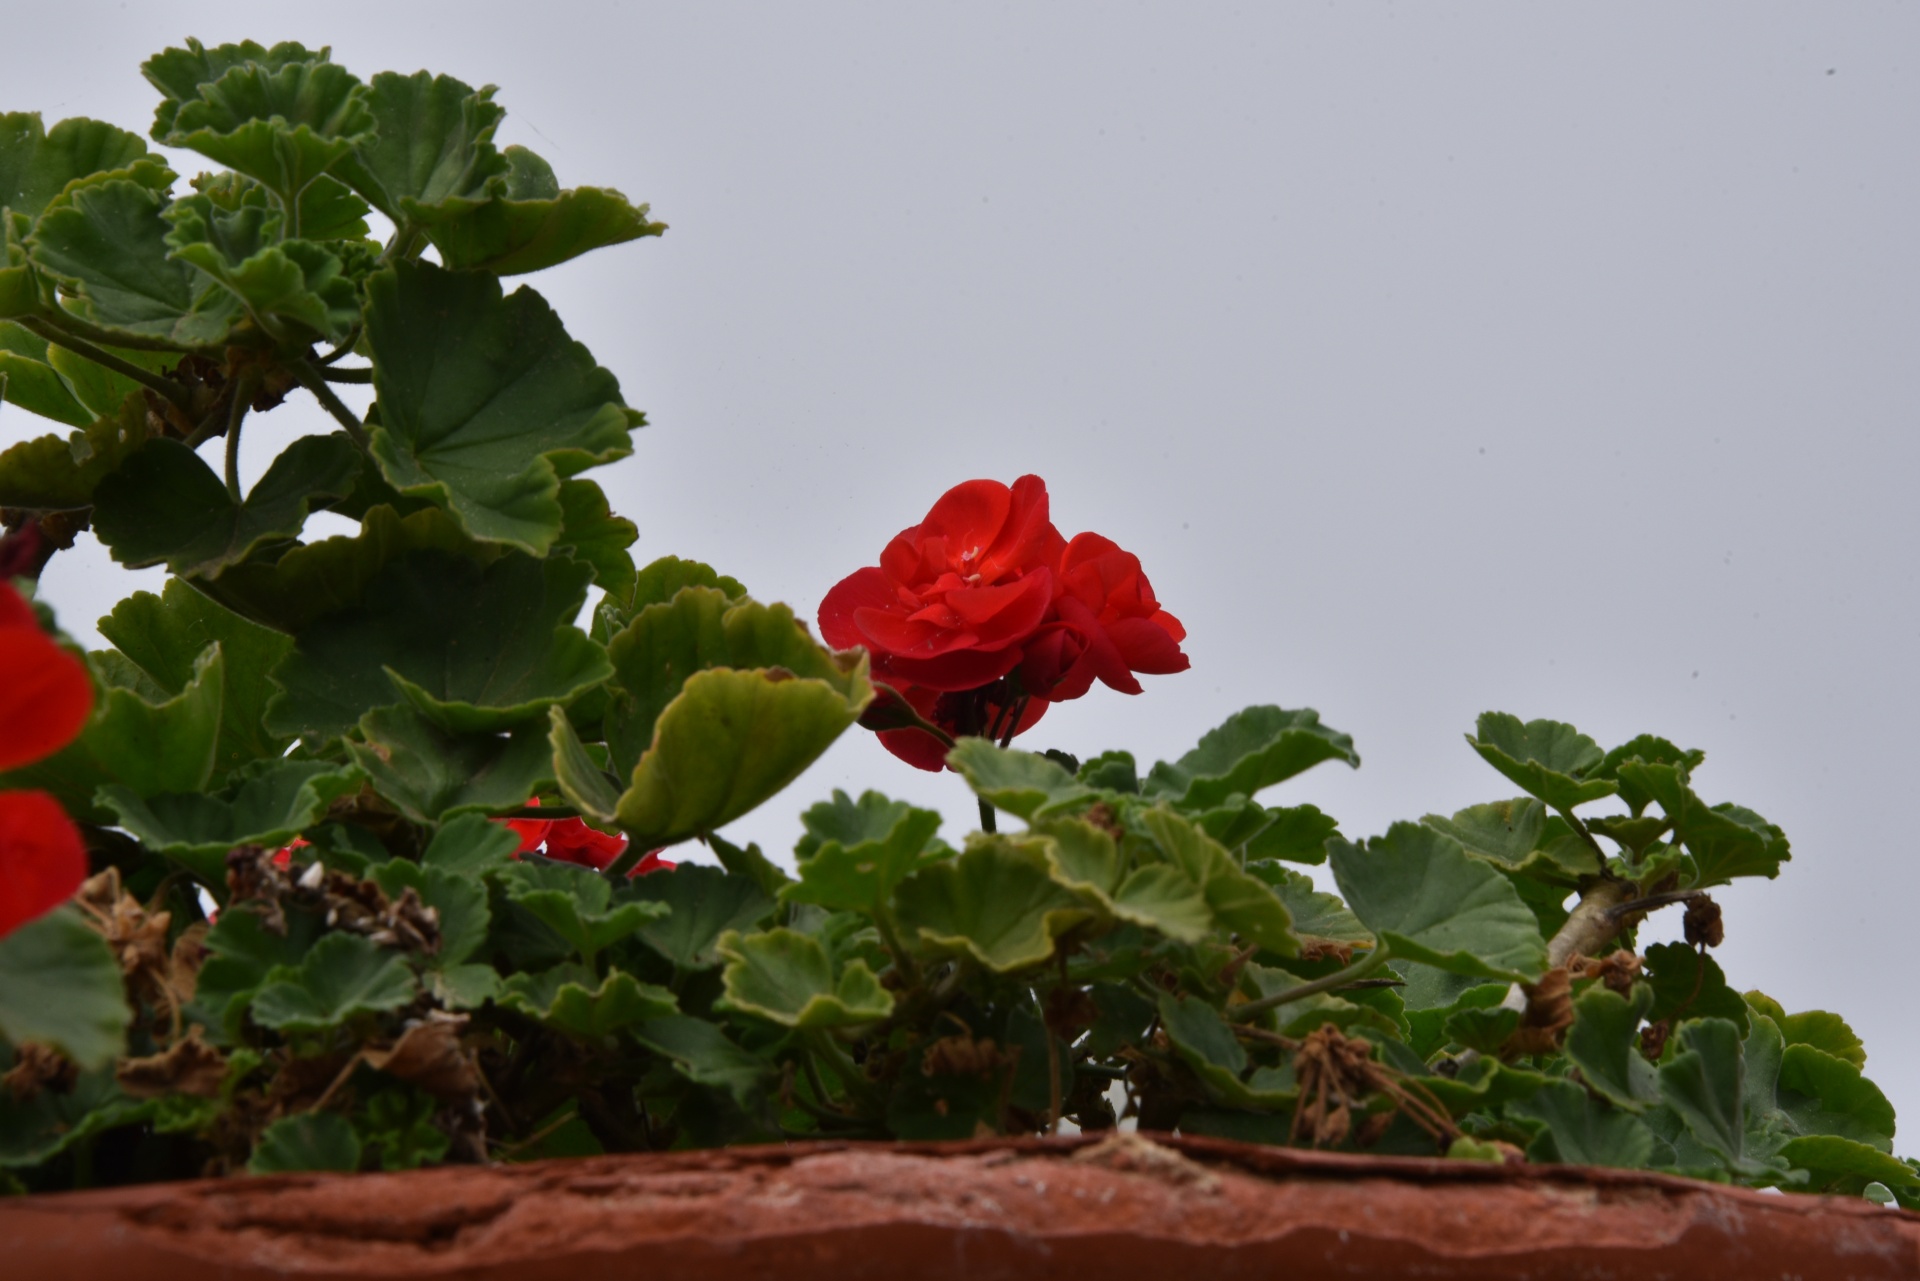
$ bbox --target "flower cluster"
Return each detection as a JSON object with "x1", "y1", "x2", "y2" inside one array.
[
  {"x1": 503, "y1": 799, "x2": 676, "y2": 876},
  {"x1": 819, "y1": 475, "x2": 1188, "y2": 769},
  {"x1": 0, "y1": 581, "x2": 94, "y2": 938}
]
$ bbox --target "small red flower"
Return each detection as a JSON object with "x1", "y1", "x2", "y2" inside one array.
[
  {"x1": 0, "y1": 791, "x2": 90, "y2": 938},
  {"x1": 492, "y1": 798, "x2": 675, "y2": 877},
  {"x1": 0, "y1": 584, "x2": 94, "y2": 773}
]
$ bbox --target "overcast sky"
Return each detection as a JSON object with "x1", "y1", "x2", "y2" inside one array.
[{"x1": 8, "y1": 3, "x2": 1917, "y2": 1135}]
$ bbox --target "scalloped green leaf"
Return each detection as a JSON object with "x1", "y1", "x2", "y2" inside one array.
[
  {"x1": 43, "y1": 339, "x2": 176, "y2": 421},
  {"x1": 248, "y1": 1111, "x2": 361, "y2": 1174},
  {"x1": 366, "y1": 860, "x2": 490, "y2": 969},
  {"x1": 334, "y1": 71, "x2": 508, "y2": 222},
  {"x1": 500, "y1": 858, "x2": 667, "y2": 964},
  {"x1": 1, "y1": 113, "x2": 157, "y2": 222},
  {"x1": 1564, "y1": 982, "x2": 1660, "y2": 1112},
  {"x1": 92, "y1": 434, "x2": 360, "y2": 576},
  {"x1": 187, "y1": 169, "x2": 370, "y2": 243},
  {"x1": 266, "y1": 549, "x2": 610, "y2": 738},
  {"x1": 499, "y1": 964, "x2": 679, "y2": 1038},
  {"x1": 626, "y1": 866, "x2": 777, "y2": 971},
  {"x1": 1158, "y1": 993, "x2": 1295, "y2": 1108},
  {"x1": 28, "y1": 176, "x2": 240, "y2": 346},
  {"x1": 1243, "y1": 962, "x2": 1405, "y2": 1042},
  {"x1": 783, "y1": 799, "x2": 944, "y2": 914},
  {"x1": 0, "y1": 644, "x2": 222, "y2": 821},
  {"x1": 0, "y1": 907, "x2": 131, "y2": 1069},
  {"x1": 1467, "y1": 713, "x2": 1618, "y2": 812},
  {"x1": 1511, "y1": 1079, "x2": 1662, "y2": 1169},
  {"x1": 1778, "y1": 1136, "x2": 1920, "y2": 1200},
  {"x1": 142, "y1": 39, "x2": 330, "y2": 139},
  {"x1": 0, "y1": 1069, "x2": 152, "y2": 1170},
  {"x1": 363, "y1": 261, "x2": 638, "y2": 554},
  {"x1": 1328, "y1": 822, "x2": 1547, "y2": 982},
  {"x1": 347, "y1": 704, "x2": 556, "y2": 825},
  {"x1": 1198, "y1": 798, "x2": 1339, "y2": 865},
  {"x1": 97, "y1": 579, "x2": 292, "y2": 778},
  {"x1": 250, "y1": 932, "x2": 419, "y2": 1033},
  {"x1": 894, "y1": 834, "x2": 1092, "y2": 973},
  {"x1": 197, "y1": 503, "x2": 498, "y2": 634},
  {"x1": 1772, "y1": 1044, "x2": 1897, "y2": 1152},
  {"x1": 97, "y1": 758, "x2": 363, "y2": 885},
  {"x1": 420, "y1": 811, "x2": 520, "y2": 877},
  {"x1": 1247, "y1": 862, "x2": 1373, "y2": 950},
  {"x1": 1658, "y1": 1018, "x2": 1756, "y2": 1171},
  {"x1": 1746, "y1": 993, "x2": 1867, "y2": 1070},
  {"x1": 1423, "y1": 798, "x2": 1548, "y2": 869},
  {"x1": 716, "y1": 927, "x2": 893, "y2": 1029},
  {"x1": 0, "y1": 389, "x2": 154, "y2": 510},
  {"x1": 404, "y1": 145, "x2": 664, "y2": 276},
  {"x1": 1644, "y1": 942, "x2": 1750, "y2": 1034},
  {"x1": 1595, "y1": 734, "x2": 1705, "y2": 814},
  {"x1": 632, "y1": 1015, "x2": 771, "y2": 1107},
  {"x1": 554, "y1": 478, "x2": 637, "y2": 604},
  {"x1": 1612, "y1": 762, "x2": 1790, "y2": 887},
  {"x1": 0, "y1": 321, "x2": 91, "y2": 425},
  {"x1": 1143, "y1": 706, "x2": 1358, "y2": 808},
  {"x1": 187, "y1": 907, "x2": 324, "y2": 1043},
  {"x1": 625, "y1": 555, "x2": 747, "y2": 619},
  {"x1": 163, "y1": 60, "x2": 374, "y2": 214},
  {"x1": 164, "y1": 194, "x2": 359, "y2": 341},
  {"x1": 946, "y1": 739, "x2": 1093, "y2": 820},
  {"x1": 1138, "y1": 808, "x2": 1298, "y2": 956}
]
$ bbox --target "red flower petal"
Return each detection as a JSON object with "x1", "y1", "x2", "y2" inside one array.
[
  {"x1": 818, "y1": 566, "x2": 898, "y2": 652},
  {"x1": 0, "y1": 619, "x2": 95, "y2": 773},
  {"x1": 0, "y1": 789, "x2": 89, "y2": 939},
  {"x1": 544, "y1": 819, "x2": 629, "y2": 872}
]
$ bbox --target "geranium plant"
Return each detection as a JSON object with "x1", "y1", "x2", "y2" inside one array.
[{"x1": 0, "y1": 40, "x2": 1914, "y2": 1212}]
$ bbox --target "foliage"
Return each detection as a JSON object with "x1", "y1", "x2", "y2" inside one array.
[{"x1": 0, "y1": 42, "x2": 1908, "y2": 1217}]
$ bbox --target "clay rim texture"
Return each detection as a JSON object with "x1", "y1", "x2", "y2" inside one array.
[{"x1": 3, "y1": 1132, "x2": 1917, "y2": 1281}]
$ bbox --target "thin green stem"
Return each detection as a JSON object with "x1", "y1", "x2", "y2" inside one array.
[
  {"x1": 316, "y1": 327, "x2": 363, "y2": 365},
  {"x1": 223, "y1": 383, "x2": 250, "y2": 501},
  {"x1": 318, "y1": 365, "x2": 373, "y2": 384},
  {"x1": 872, "y1": 904, "x2": 922, "y2": 987},
  {"x1": 19, "y1": 317, "x2": 193, "y2": 414},
  {"x1": 977, "y1": 796, "x2": 997, "y2": 834},
  {"x1": 290, "y1": 359, "x2": 370, "y2": 448},
  {"x1": 1227, "y1": 946, "x2": 1393, "y2": 1022}
]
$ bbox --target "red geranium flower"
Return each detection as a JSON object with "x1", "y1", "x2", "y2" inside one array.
[
  {"x1": 822, "y1": 477, "x2": 1188, "y2": 771},
  {"x1": 493, "y1": 798, "x2": 675, "y2": 877},
  {"x1": 0, "y1": 581, "x2": 95, "y2": 938}
]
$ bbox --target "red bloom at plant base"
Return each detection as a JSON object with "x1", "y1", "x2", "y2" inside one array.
[
  {"x1": 820, "y1": 476, "x2": 1188, "y2": 770},
  {"x1": 0, "y1": 581, "x2": 95, "y2": 938}
]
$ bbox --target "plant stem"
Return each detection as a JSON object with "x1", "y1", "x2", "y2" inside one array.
[
  {"x1": 222, "y1": 375, "x2": 256, "y2": 501},
  {"x1": 1037, "y1": 987, "x2": 1062, "y2": 1135},
  {"x1": 873, "y1": 904, "x2": 922, "y2": 987},
  {"x1": 807, "y1": 1031, "x2": 884, "y2": 1114},
  {"x1": 319, "y1": 365, "x2": 374, "y2": 383},
  {"x1": 1227, "y1": 946, "x2": 1392, "y2": 1022},
  {"x1": 291, "y1": 359, "x2": 370, "y2": 447},
  {"x1": 1606, "y1": 888, "x2": 1710, "y2": 919},
  {"x1": 977, "y1": 796, "x2": 997, "y2": 834},
  {"x1": 19, "y1": 317, "x2": 193, "y2": 414},
  {"x1": 316, "y1": 327, "x2": 363, "y2": 365},
  {"x1": 31, "y1": 307, "x2": 213, "y2": 355}
]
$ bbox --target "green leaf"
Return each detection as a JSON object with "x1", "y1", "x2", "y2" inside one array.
[
  {"x1": 367, "y1": 860, "x2": 491, "y2": 969},
  {"x1": 500, "y1": 858, "x2": 666, "y2": 963},
  {"x1": 1422, "y1": 797, "x2": 1590, "y2": 878},
  {"x1": 1, "y1": 644, "x2": 222, "y2": 821},
  {"x1": 1415, "y1": 1055, "x2": 1558, "y2": 1118},
  {"x1": 28, "y1": 176, "x2": 239, "y2": 345},
  {"x1": 602, "y1": 591, "x2": 872, "y2": 845},
  {"x1": 1243, "y1": 962, "x2": 1405, "y2": 1042},
  {"x1": 1247, "y1": 862, "x2": 1373, "y2": 950},
  {"x1": 97, "y1": 758, "x2": 363, "y2": 885},
  {"x1": 628, "y1": 865, "x2": 777, "y2": 970},
  {"x1": 1778, "y1": 1136, "x2": 1920, "y2": 1199},
  {"x1": 1564, "y1": 983, "x2": 1660, "y2": 1111},
  {"x1": 249, "y1": 1112, "x2": 362, "y2": 1174},
  {"x1": 198, "y1": 503, "x2": 502, "y2": 634},
  {"x1": 716, "y1": 927, "x2": 893, "y2": 1028},
  {"x1": 1405, "y1": 981, "x2": 1509, "y2": 1061},
  {"x1": 1158, "y1": 993, "x2": 1295, "y2": 1107},
  {"x1": 1466, "y1": 713, "x2": 1618, "y2": 812},
  {"x1": 946, "y1": 739, "x2": 1094, "y2": 820},
  {"x1": 0, "y1": 322, "x2": 90, "y2": 426},
  {"x1": 707, "y1": 832, "x2": 793, "y2": 898},
  {"x1": 1612, "y1": 762, "x2": 1789, "y2": 887},
  {"x1": 1077, "y1": 749, "x2": 1139, "y2": 793},
  {"x1": 0, "y1": 1069, "x2": 152, "y2": 1170},
  {"x1": 783, "y1": 799, "x2": 944, "y2": 914},
  {"x1": 1142, "y1": 706, "x2": 1359, "y2": 808},
  {"x1": 499, "y1": 964, "x2": 678, "y2": 1038},
  {"x1": 97, "y1": 579, "x2": 292, "y2": 778},
  {"x1": 333, "y1": 72, "x2": 507, "y2": 221},
  {"x1": 1774, "y1": 1044, "x2": 1897, "y2": 1151},
  {"x1": 1657, "y1": 1018, "x2": 1752, "y2": 1170},
  {"x1": 1137, "y1": 808, "x2": 1298, "y2": 955},
  {"x1": 92, "y1": 434, "x2": 361, "y2": 576},
  {"x1": 250, "y1": 932, "x2": 419, "y2": 1033},
  {"x1": 420, "y1": 812, "x2": 520, "y2": 875},
  {"x1": 0, "y1": 388, "x2": 154, "y2": 510},
  {"x1": 546, "y1": 705, "x2": 625, "y2": 828},
  {"x1": 1510, "y1": 1079, "x2": 1661, "y2": 1169},
  {"x1": 1644, "y1": 942, "x2": 1750, "y2": 1035},
  {"x1": 429, "y1": 964, "x2": 501, "y2": 1011},
  {"x1": 1595, "y1": 734, "x2": 1705, "y2": 814},
  {"x1": 1328, "y1": 822, "x2": 1547, "y2": 982},
  {"x1": 363, "y1": 261, "x2": 638, "y2": 554},
  {"x1": 40, "y1": 340, "x2": 171, "y2": 422},
  {"x1": 187, "y1": 170, "x2": 371, "y2": 243},
  {"x1": 1212, "y1": 801, "x2": 1339, "y2": 865},
  {"x1": 348, "y1": 704, "x2": 555, "y2": 825},
  {"x1": 795, "y1": 788, "x2": 935, "y2": 860},
  {"x1": 554, "y1": 478, "x2": 637, "y2": 603},
  {"x1": 1442, "y1": 1004, "x2": 1521, "y2": 1054},
  {"x1": 164, "y1": 198, "x2": 360, "y2": 341},
  {"x1": 405, "y1": 146, "x2": 665, "y2": 276},
  {"x1": 895, "y1": 834, "x2": 1092, "y2": 972},
  {"x1": 1103, "y1": 862, "x2": 1213, "y2": 942},
  {"x1": 163, "y1": 60, "x2": 375, "y2": 216},
  {"x1": 141, "y1": 39, "x2": 329, "y2": 139},
  {"x1": 0, "y1": 907, "x2": 130, "y2": 1069},
  {"x1": 0, "y1": 113, "x2": 156, "y2": 222},
  {"x1": 187, "y1": 907, "x2": 325, "y2": 1043},
  {"x1": 266, "y1": 550, "x2": 611, "y2": 739},
  {"x1": 1030, "y1": 815, "x2": 1120, "y2": 897},
  {"x1": 624, "y1": 555, "x2": 747, "y2": 618},
  {"x1": 1745, "y1": 992, "x2": 1866, "y2": 1070},
  {"x1": 632, "y1": 1015, "x2": 771, "y2": 1107}
]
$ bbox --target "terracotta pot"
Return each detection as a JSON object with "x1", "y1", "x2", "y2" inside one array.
[{"x1": 3, "y1": 1132, "x2": 1916, "y2": 1280}]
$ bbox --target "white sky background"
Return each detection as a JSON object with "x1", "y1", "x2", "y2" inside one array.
[{"x1": 8, "y1": 3, "x2": 1917, "y2": 1135}]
